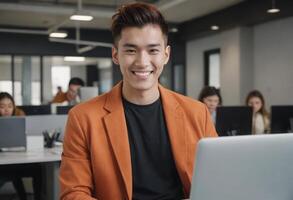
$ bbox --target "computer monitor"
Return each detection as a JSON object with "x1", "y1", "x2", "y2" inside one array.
[
  {"x1": 271, "y1": 105, "x2": 293, "y2": 133},
  {"x1": 0, "y1": 117, "x2": 26, "y2": 150},
  {"x1": 79, "y1": 87, "x2": 99, "y2": 102},
  {"x1": 18, "y1": 105, "x2": 51, "y2": 115},
  {"x1": 56, "y1": 105, "x2": 74, "y2": 114},
  {"x1": 216, "y1": 106, "x2": 252, "y2": 136},
  {"x1": 190, "y1": 134, "x2": 293, "y2": 200}
]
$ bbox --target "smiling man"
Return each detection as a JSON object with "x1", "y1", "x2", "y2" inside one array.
[{"x1": 59, "y1": 3, "x2": 217, "y2": 200}]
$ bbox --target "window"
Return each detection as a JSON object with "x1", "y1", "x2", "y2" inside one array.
[
  {"x1": 174, "y1": 64, "x2": 185, "y2": 94},
  {"x1": 0, "y1": 56, "x2": 12, "y2": 95},
  {"x1": 0, "y1": 81, "x2": 12, "y2": 95},
  {"x1": 204, "y1": 49, "x2": 221, "y2": 88},
  {"x1": 51, "y1": 66, "x2": 71, "y2": 96},
  {"x1": 14, "y1": 56, "x2": 41, "y2": 105}
]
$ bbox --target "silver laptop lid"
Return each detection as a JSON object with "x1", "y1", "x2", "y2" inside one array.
[
  {"x1": 0, "y1": 117, "x2": 26, "y2": 149},
  {"x1": 190, "y1": 134, "x2": 293, "y2": 200}
]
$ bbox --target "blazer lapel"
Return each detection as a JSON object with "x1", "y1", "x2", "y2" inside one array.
[
  {"x1": 159, "y1": 85, "x2": 191, "y2": 195},
  {"x1": 103, "y1": 82, "x2": 132, "y2": 200}
]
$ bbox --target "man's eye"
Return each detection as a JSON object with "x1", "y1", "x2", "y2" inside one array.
[
  {"x1": 125, "y1": 49, "x2": 136, "y2": 53},
  {"x1": 150, "y1": 49, "x2": 159, "y2": 54}
]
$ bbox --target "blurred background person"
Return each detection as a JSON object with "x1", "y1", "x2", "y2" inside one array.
[
  {"x1": 198, "y1": 86, "x2": 222, "y2": 124},
  {"x1": 0, "y1": 92, "x2": 41, "y2": 200},
  {"x1": 0, "y1": 92, "x2": 25, "y2": 116},
  {"x1": 51, "y1": 77, "x2": 84, "y2": 105},
  {"x1": 246, "y1": 90, "x2": 270, "y2": 134}
]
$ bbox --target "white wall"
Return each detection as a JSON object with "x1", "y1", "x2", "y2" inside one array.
[
  {"x1": 186, "y1": 16, "x2": 293, "y2": 107},
  {"x1": 186, "y1": 34, "x2": 221, "y2": 100},
  {"x1": 253, "y1": 17, "x2": 293, "y2": 107},
  {"x1": 187, "y1": 28, "x2": 253, "y2": 105}
]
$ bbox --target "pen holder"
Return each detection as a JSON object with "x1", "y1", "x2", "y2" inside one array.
[{"x1": 43, "y1": 131, "x2": 60, "y2": 148}]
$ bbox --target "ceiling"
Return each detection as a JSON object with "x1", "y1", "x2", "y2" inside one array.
[{"x1": 0, "y1": 0, "x2": 244, "y2": 30}]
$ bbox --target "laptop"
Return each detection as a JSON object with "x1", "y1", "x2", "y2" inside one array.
[
  {"x1": 190, "y1": 134, "x2": 293, "y2": 200},
  {"x1": 0, "y1": 117, "x2": 26, "y2": 151}
]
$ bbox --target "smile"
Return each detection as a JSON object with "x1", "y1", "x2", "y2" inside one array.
[{"x1": 131, "y1": 70, "x2": 154, "y2": 78}]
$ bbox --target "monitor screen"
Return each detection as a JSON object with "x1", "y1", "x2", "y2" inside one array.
[
  {"x1": 79, "y1": 87, "x2": 99, "y2": 102},
  {"x1": 271, "y1": 105, "x2": 293, "y2": 133},
  {"x1": 18, "y1": 105, "x2": 51, "y2": 115},
  {"x1": 56, "y1": 105, "x2": 74, "y2": 114},
  {"x1": 216, "y1": 106, "x2": 252, "y2": 136}
]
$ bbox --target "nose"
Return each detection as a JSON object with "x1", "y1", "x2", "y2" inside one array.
[{"x1": 134, "y1": 51, "x2": 150, "y2": 67}]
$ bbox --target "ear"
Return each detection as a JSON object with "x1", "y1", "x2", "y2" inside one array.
[
  {"x1": 164, "y1": 45, "x2": 171, "y2": 65},
  {"x1": 112, "y1": 46, "x2": 119, "y2": 65}
]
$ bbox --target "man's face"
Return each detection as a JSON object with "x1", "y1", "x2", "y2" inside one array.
[
  {"x1": 112, "y1": 24, "x2": 170, "y2": 94},
  {"x1": 67, "y1": 84, "x2": 81, "y2": 101}
]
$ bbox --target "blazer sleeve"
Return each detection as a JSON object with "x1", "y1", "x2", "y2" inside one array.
[
  {"x1": 59, "y1": 109, "x2": 97, "y2": 200},
  {"x1": 203, "y1": 106, "x2": 218, "y2": 137}
]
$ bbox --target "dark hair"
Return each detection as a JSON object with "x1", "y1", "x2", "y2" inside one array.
[
  {"x1": 245, "y1": 90, "x2": 269, "y2": 116},
  {"x1": 69, "y1": 77, "x2": 84, "y2": 87},
  {"x1": 111, "y1": 2, "x2": 168, "y2": 45},
  {"x1": 198, "y1": 86, "x2": 222, "y2": 105},
  {"x1": 0, "y1": 92, "x2": 16, "y2": 116}
]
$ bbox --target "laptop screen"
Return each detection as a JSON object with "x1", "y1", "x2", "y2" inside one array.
[
  {"x1": 190, "y1": 134, "x2": 293, "y2": 200},
  {"x1": 0, "y1": 117, "x2": 26, "y2": 149}
]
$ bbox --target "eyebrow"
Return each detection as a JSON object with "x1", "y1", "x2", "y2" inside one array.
[{"x1": 122, "y1": 43, "x2": 161, "y2": 48}]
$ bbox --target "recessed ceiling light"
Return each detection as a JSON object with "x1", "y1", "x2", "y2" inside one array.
[
  {"x1": 70, "y1": 14, "x2": 93, "y2": 21},
  {"x1": 64, "y1": 56, "x2": 85, "y2": 62},
  {"x1": 49, "y1": 31, "x2": 68, "y2": 38},
  {"x1": 267, "y1": 0, "x2": 280, "y2": 14},
  {"x1": 267, "y1": 8, "x2": 280, "y2": 13},
  {"x1": 169, "y1": 27, "x2": 178, "y2": 33},
  {"x1": 211, "y1": 25, "x2": 219, "y2": 31}
]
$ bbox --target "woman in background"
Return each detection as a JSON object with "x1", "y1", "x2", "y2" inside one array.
[
  {"x1": 198, "y1": 86, "x2": 222, "y2": 124},
  {"x1": 0, "y1": 92, "x2": 41, "y2": 200},
  {"x1": 246, "y1": 90, "x2": 270, "y2": 134},
  {"x1": 0, "y1": 92, "x2": 25, "y2": 116}
]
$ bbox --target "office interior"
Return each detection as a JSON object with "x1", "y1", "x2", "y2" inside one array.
[{"x1": 0, "y1": 0, "x2": 293, "y2": 199}]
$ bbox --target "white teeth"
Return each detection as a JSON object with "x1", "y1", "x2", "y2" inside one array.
[{"x1": 133, "y1": 71, "x2": 151, "y2": 76}]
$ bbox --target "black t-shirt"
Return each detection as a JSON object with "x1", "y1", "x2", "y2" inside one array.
[{"x1": 123, "y1": 97, "x2": 183, "y2": 200}]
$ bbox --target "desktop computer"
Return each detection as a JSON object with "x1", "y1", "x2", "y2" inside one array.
[
  {"x1": 271, "y1": 105, "x2": 293, "y2": 133},
  {"x1": 216, "y1": 106, "x2": 252, "y2": 136}
]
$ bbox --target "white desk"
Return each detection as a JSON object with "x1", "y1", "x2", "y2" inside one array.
[{"x1": 0, "y1": 147, "x2": 62, "y2": 200}]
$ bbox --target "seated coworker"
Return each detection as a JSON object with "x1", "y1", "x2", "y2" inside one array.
[
  {"x1": 198, "y1": 86, "x2": 222, "y2": 124},
  {"x1": 51, "y1": 77, "x2": 85, "y2": 105},
  {"x1": 0, "y1": 92, "x2": 42, "y2": 200},
  {"x1": 59, "y1": 3, "x2": 217, "y2": 200},
  {"x1": 246, "y1": 90, "x2": 270, "y2": 134}
]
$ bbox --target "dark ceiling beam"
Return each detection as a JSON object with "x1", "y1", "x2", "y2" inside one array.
[{"x1": 178, "y1": 0, "x2": 293, "y2": 41}]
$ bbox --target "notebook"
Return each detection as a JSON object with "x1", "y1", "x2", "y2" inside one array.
[
  {"x1": 0, "y1": 117, "x2": 26, "y2": 151},
  {"x1": 190, "y1": 134, "x2": 293, "y2": 200}
]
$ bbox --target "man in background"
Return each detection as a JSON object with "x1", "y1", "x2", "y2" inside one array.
[{"x1": 51, "y1": 77, "x2": 84, "y2": 105}]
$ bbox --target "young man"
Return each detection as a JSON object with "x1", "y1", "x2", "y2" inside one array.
[
  {"x1": 59, "y1": 3, "x2": 217, "y2": 200},
  {"x1": 51, "y1": 77, "x2": 84, "y2": 105}
]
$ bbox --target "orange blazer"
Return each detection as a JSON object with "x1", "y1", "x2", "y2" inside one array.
[{"x1": 59, "y1": 82, "x2": 217, "y2": 200}]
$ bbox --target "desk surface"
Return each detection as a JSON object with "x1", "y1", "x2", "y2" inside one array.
[{"x1": 0, "y1": 147, "x2": 62, "y2": 165}]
